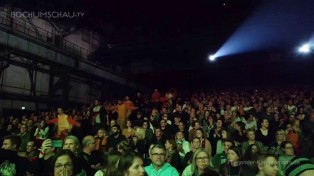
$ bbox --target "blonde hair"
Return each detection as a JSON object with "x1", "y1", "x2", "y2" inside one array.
[
  {"x1": 191, "y1": 149, "x2": 210, "y2": 176},
  {"x1": 135, "y1": 127, "x2": 146, "y2": 140}
]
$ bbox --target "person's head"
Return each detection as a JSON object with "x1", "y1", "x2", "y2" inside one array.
[
  {"x1": 96, "y1": 128, "x2": 107, "y2": 138},
  {"x1": 249, "y1": 144, "x2": 259, "y2": 154},
  {"x1": 227, "y1": 146, "x2": 241, "y2": 164},
  {"x1": 2, "y1": 135, "x2": 21, "y2": 151},
  {"x1": 154, "y1": 127, "x2": 163, "y2": 138},
  {"x1": 235, "y1": 121, "x2": 245, "y2": 132},
  {"x1": 142, "y1": 121, "x2": 149, "y2": 129},
  {"x1": 165, "y1": 139, "x2": 177, "y2": 151},
  {"x1": 178, "y1": 122, "x2": 185, "y2": 131},
  {"x1": 260, "y1": 118, "x2": 269, "y2": 129},
  {"x1": 126, "y1": 120, "x2": 133, "y2": 128},
  {"x1": 63, "y1": 135, "x2": 80, "y2": 153},
  {"x1": 216, "y1": 119, "x2": 223, "y2": 128},
  {"x1": 276, "y1": 129, "x2": 286, "y2": 142},
  {"x1": 82, "y1": 135, "x2": 96, "y2": 152},
  {"x1": 104, "y1": 151, "x2": 123, "y2": 176},
  {"x1": 285, "y1": 157, "x2": 314, "y2": 176},
  {"x1": 280, "y1": 141, "x2": 294, "y2": 156},
  {"x1": 52, "y1": 149, "x2": 79, "y2": 176},
  {"x1": 160, "y1": 119, "x2": 167, "y2": 128},
  {"x1": 134, "y1": 127, "x2": 146, "y2": 141},
  {"x1": 246, "y1": 129, "x2": 256, "y2": 141},
  {"x1": 112, "y1": 124, "x2": 121, "y2": 136},
  {"x1": 175, "y1": 131, "x2": 185, "y2": 141},
  {"x1": 26, "y1": 140, "x2": 37, "y2": 153},
  {"x1": 223, "y1": 139, "x2": 234, "y2": 154},
  {"x1": 192, "y1": 149, "x2": 210, "y2": 175},
  {"x1": 110, "y1": 119, "x2": 117, "y2": 127},
  {"x1": 39, "y1": 120, "x2": 47, "y2": 128},
  {"x1": 57, "y1": 107, "x2": 64, "y2": 115},
  {"x1": 255, "y1": 153, "x2": 278, "y2": 176},
  {"x1": 221, "y1": 129, "x2": 230, "y2": 140},
  {"x1": 193, "y1": 121, "x2": 201, "y2": 129},
  {"x1": 195, "y1": 129, "x2": 205, "y2": 139},
  {"x1": 118, "y1": 139, "x2": 134, "y2": 154},
  {"x1": 20, "y1": 124, "x2": 28, "y2": 133},
  {"x1": 95, "y1": 99, "x2": 100, "y2": 106},
  {"x1": 149, "y1": 144, "x2": 167, "y2": 169},
  {"x1": 118, "y1": 152, "x2": 145, "y2": 176},
  {"x1": 191, "y1": 137, "x2": 201, "y2": 150}
]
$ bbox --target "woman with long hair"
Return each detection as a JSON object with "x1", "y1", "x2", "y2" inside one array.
[
  {"x1": 183, "y1": 148, "x2": 211, "y2": 176},
  {"x1": 116, "y1": 152, "x2": 145, "y2": 176},
  {"x1": 165, "y1": 138, "x2": 181, "y2": 172},
  {"x1": 94, "y1": 151, "x2": 123, "y2": 176},
  {"x1": 122, "y1": 120, "x2": 136, "y2": 139},
  {"x1": 195, "y1": 129, "x2": 212, "y2": 156}
]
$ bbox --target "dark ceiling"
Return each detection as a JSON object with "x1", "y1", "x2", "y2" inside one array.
[
  {"x1": 2, "y1": 0, "x2": 259, "y2": 66},
  {"x1": 2, "y1": 0, "x2": 314, "y2": 88}
]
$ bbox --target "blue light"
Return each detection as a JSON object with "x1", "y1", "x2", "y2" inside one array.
[{"x1": 298, "y1": 44, "x2": 311, "y2": 53}]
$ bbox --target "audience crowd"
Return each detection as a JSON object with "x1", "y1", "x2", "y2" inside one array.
[{"x1": 1, "y1": 87, "x2": 314, "y2": 176}]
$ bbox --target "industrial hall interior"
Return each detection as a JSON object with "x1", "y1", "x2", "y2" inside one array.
[{"x1": 1, "y1": 0, "x2": 314, "y2": 176}]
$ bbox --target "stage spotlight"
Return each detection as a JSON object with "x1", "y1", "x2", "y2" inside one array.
[
  {"x1": 209, "y1": 54, "x2": 216, "y2": 61},
  {"x1": 298, "y1": 43, "x2": 311, "y2": 53}
]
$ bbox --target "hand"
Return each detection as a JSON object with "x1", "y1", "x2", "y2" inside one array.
[
  {"x1": 91, "y1": 163, "x2": 102, "y2": 170},
  {"x1": 41, "y1": 139, "x2": 52, "y2": 153}
]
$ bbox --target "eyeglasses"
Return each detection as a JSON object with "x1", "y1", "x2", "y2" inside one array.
[
  {"x1": 285, "y1": 147, "x2": 294, "y2": 149},
  {"x1": 151, "y1": 153, "x2": 166, "y2": 157},
  {"x1": 55, "y1": 163, "x2": 73, "y2": 169},
  {"x1": 196, "y1": 156, "x2": 209, "y2": 162}
]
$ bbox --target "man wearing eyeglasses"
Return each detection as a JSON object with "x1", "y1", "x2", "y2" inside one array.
[{"x1": 145, "y1": 144, "x2": 179, "y2": 176}]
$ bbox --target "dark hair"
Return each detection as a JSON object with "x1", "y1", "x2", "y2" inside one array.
[
  {"x1": 51, "y1": 149, "x2": 80, "y2": 175},
  {"x1": 280, "y1": 141, "x2": 293, "y2": 151},
  {"x1": 227, "y1": 146, "x2": 242, "y2": 161},
  {"x1": 166, "y1": 139, "x2": 177, "y2": 151},
  {"x1": 113, "y1": 124, "x2": 121, "y2": 131},
  {"x1": 2, "y1": 135, "x2": 21, "y2": 150},
  {"x1": 150, "y1": 143, "x2": 166, "y2": 154},
  {"x1": 104, "y1": 151, "x2": 123, "y2": 176},
  {"x1": 117, "y1": 152, "x2": 142, "y2": 176},
  {"x1": 199, "y1": 167, "x2": 219, "y2": 176},
  {"x1": 118, "y1": 139, "x2": 135, "y2": 154}
]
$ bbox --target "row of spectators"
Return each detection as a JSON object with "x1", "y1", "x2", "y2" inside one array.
[{"x1": 0, "y1": 87, "x2": 314, "y2": 176}]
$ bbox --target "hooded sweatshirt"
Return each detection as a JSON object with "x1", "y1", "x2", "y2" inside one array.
[{"x1": 145, "y1": 162, "x2": 179, "y2": 176}]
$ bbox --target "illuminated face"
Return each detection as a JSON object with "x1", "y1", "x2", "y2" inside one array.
[
  {"x1": 63, "y1": 139, "x2": 78, "y2": 153},
  {"x1": 127, "y1": 157, "x2": 145, "y2": 176},
  {"x1": 176, "y1": 132, "x2": 184, "y2": 141},
  {"x1": 283, "y1": 143, "x2": 294, "y2": 156},
  {"x1": 247, "y1": 131, "x2": 255, "y2": 140},
  {"x1": 97, "y1": 130, "x2": 105, "y2": 137},
  {"x1": 2, "y1": 139, "x2": 15, "y2": 150},
  {"x1": 227, "y1": 149, "x2": 239, "y2": 163},
  {"x1": 165, "y1": 140, "x2": 171, "y2": 150},
  {"x1": 258, "y1": 157, "x2": 278, "y2": 176},
  {"x1": 195, "y1": 130, "x2": 203, "y2": 138},
  {"x1": 192, "y1": 138, "x2": 201, "y2": 149},
  {"x1": 195, "y1": 151, "x2": 209, "y2": 171},
  {"x1": 150, "y1": 148, "x2": 166, "y2": 168},
  {"x1": 26, "y1": 141, "x2": 36, "y2": 153},
  {"x1": 57, "y1": 108, "x2": 63, "y2": 115},
  {"x1": 223, "y1": 141, "x2": 233, "y2": 153},
  {"x1": 54, "y1": 155, "x2": 73, "y2": 176}
]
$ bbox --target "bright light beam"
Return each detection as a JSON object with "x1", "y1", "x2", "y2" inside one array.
[
  {"x1": 298, "y1": 43, "x2": 311, "y2": 53},
  {"x1": 209, "y1": 54, "x2": 216, "y2": 61}
]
